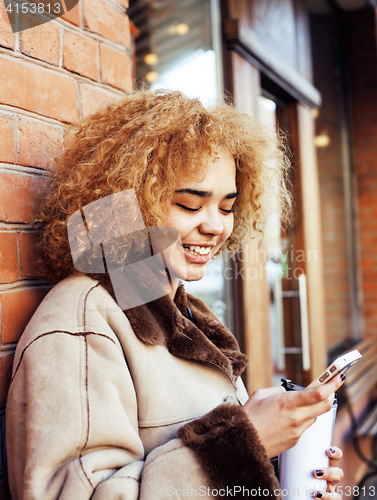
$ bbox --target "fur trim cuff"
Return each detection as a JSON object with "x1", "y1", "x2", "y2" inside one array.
[{"x1": 177, "y1": 404, "x2": 282, "y2": 499}]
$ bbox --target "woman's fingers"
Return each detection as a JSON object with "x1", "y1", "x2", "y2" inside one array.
[
  {"x1": 283, "y1": 374, "x2": 345, "y2": 425},
  {"x1": 327, "y1": 446, "x2": 343, "y2": 467},
  {"x1": 312, "y1": 457, "x2": 344, "y2": 499},
  {"x1": 312, "y1": 490, "x2": 342, "y2": 499},
  {"x1": 243, "y1": 388, "x2": 316, "y2": 457},
  {"x1": 298, "y1": 374, "x2": 345, "y2": 407},
  {"x1": 243, "y1": 377, "x2": 345, "y2": 458},
  {"x1": 313, "y1": 466, "x2": 344, "y2": 484}
]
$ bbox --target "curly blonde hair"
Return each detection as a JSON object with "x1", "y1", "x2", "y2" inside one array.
[{"x1": 35, "y1": 88, "x2": 291, "y2": 281}]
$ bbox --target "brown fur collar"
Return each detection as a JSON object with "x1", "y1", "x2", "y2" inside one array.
[
  {"x1": 95, "y1": 274, "x2": 248, "y2": 382},
  {"x1": 127, "y1": 284, "x2": 248, "y2": 381}
]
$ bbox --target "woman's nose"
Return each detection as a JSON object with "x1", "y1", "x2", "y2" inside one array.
[{"x1": 198, "y1": 210, "x2": 224, "y2": 236}]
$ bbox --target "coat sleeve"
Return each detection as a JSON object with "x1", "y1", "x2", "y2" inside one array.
[
  {"x1": 177, "y1": 403, "x2": 283, "y2": 499},
  {"x1": 6, "y1": 329, "x2": 282, "y2": 500}
]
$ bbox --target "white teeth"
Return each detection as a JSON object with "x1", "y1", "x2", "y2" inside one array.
[{"x1": 184, "y1": 245, "x2": 211, "y2": 255}]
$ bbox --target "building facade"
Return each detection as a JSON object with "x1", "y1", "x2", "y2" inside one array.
[{"x1": 0, "y1": 0, "x2": 377, "y2": 495}]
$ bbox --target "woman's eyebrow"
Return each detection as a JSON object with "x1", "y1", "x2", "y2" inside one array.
[
  {"x1": 175, "y1": 188, "x2": 239, "y2": 200},
  {"x1": 175, "y1": 188, "x2": 211, "y2": 197},
  {"x1": 225, "y1": 192, "x2": 239, "y2": 200}
]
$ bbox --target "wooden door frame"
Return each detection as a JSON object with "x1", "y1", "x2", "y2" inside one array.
[
  {"x1": 288, "y1": 103, "x2": 328, "y2": 384},
  {"x1": 224, "y1": 58, "x2": 327, "y2": 391}
]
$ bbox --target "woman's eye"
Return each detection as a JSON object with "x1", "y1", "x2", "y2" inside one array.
[
  {"x1": 175, "y1": 203, "x2": 200, "y2": 212},
  {"x1": 175, "y1": 203, "x2": 234, "y2": 214}
]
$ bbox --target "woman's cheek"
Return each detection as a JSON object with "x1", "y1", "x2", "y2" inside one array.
[{"x1": 224, "y1": 215, "x2": 234, "y2": 240}]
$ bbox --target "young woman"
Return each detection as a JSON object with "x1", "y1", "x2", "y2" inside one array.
[{"x1": 6, "y1": 89, "x2": 344, "y2": 499}]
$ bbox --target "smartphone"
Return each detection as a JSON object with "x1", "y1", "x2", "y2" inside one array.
[{"x1": 306, "y1": 349, "x2": 362, "y2": 389}]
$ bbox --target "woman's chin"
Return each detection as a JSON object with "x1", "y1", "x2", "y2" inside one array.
[{"x1": 184, "y1": 262, "x2": 209, "y2": 282}]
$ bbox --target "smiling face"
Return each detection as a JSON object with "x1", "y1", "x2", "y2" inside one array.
[{"x1": 163, "y1": 147, "x2": 237, "y2": 282}]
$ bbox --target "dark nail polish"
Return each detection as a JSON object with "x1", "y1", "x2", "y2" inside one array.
[
  {"x1": 315, "y1": 493, "x2": 323, "y2": 499},
  {"x1": 341, "y1": 373, "x2": 346, "y2": 382},
  {"x1": 329, "y1": 447, "x2": 336, "y2": 454},
  {"x1": 315, "y1": 470, "x2": 324, "y2": 477}
]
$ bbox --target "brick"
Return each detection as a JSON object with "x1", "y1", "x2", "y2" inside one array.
[
  {"x1": 62, "y1": 2, "x2": 80, "y2": 25},
  {"x1": 0, "y1": 232, "x2": 19, "y2": 283},
  {"x1": 0, "y1": 114, "x2": 15, "y2": 163},
  {"x1": 83, "y1": 0, "x2": 131, "y2": 48},
  {"x1": 63, "y1": 30, "x2": 99, "y2": 80},
  {"x1": 19, "y1": 232, "x2": 40, "y2": 279},
  {"x1": 19, "y1": 18, "x2": 60, "y2": 65},
  {"x1": 0, "y1": 1, "x2": 15, "y2": 49},
  {"x1": 0, "y1": 286, "x2": 50, "y2": 343},
  {"x1": 0, "y1": 171, "x2": 47, "y2": 223},
  {"x1": 99, "y1": 44, "x2": 131, "y2": 91},
  {"x1": 0, "y1": 351, "x2": 14, "y2": 406},
  {"x1": 0, "y1": 56, "x2": 79, "y2": 123},
  {"x1": 18, "y1": 118, "x2": 62, "y2": 169},
  {"x1": 79, "y1": 83, "x2": 120, "y2": 118}
]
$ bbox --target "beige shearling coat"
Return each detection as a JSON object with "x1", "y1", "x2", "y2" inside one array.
[{"x1": 6, "y1": 275, "x2": 282, "y2": 499}]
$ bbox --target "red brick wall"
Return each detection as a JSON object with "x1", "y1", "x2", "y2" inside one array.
[
  {"x1": 0, "y1": 1, "x2": 132, "y2": 494},
  {"x1": 345, "y1": 8, "x2": 377, "y2": 339},
  {"x1": 310, "y1": 13, "x2": 352, "y2": 349},
  {"x1": 311, "y1": 7, "x2": 377, "y2": 348}
]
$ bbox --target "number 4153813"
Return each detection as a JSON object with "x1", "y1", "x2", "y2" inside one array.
[{"x1": 6, "y1": 3, "x2": 62, "y2": 14}]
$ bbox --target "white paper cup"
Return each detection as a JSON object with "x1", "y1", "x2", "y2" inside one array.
[{"x1": 279, "y1": 401, "x2": 337, "y2": 500}]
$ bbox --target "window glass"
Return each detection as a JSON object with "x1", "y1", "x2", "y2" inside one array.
[{"x1": 129, "y1": 0, "x2": 218, "y2": 106}]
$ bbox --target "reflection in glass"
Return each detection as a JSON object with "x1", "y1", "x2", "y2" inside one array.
[{"x1": 129, "y1": 0, "x2": 218, "y2": 106}]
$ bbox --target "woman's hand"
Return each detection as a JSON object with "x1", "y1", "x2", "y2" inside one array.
[
  {"x1": 311, "y1": 446, "x2": 344, "y2": 499},
  {"x1": 242, "y1": 374, "x2": 345, "y2": 458}
]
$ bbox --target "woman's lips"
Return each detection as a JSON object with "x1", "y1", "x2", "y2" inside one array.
[{"x1": 182, "y1": 245, "x2": 213, "y2": 264}]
